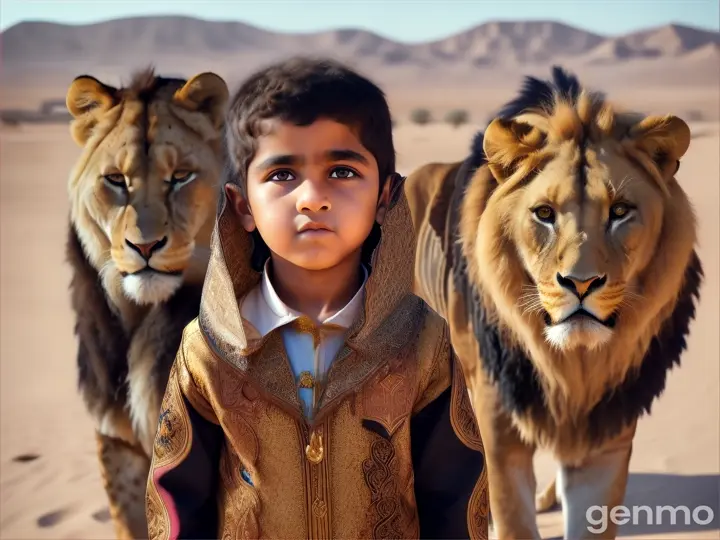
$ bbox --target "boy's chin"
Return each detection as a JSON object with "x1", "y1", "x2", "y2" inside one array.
[
  {"x1": 274, "y1": 247, "x2": 361, "y2": 272},
  {"x1": 285, "y1": 255, "x2": 350, "y2": 271}
]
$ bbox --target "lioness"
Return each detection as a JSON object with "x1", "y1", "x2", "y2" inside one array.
[{"x1": 65, "y1": 67, "x2": 228, "y2": 538}]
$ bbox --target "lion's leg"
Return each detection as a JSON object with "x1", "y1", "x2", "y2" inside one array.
[
  {"x1": 126, "y1": 339, "x2": 165, "y2": 457},
  {"x1": 557, "y1": 421, "x2": 637, "y2": 539},
  {"x1": 473, "y1": 382, "x2": 541, "y2": 540},
  {"x1": 484, "y1": 431, "x2": 541, "y2": 540},
  {"x1": 536, "y1": 476, "x2": 558, "y2": 512},
  {"x1": 95, "y1": 431, "x2": 151, "y2": 539},
  {"x1": 126, "y1": 303, "x2": 190, "y2": 457}
]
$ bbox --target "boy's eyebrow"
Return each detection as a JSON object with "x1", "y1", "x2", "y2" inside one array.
[
  {"x1": 326, "y1": 149, "x2": 369, "y2": 165},
  {"x1": 254, "y1": 154, "x2": 300, "y2": 171},
  {"x1": 255, "y1": 150, "x2": 370, "y2": 171}
]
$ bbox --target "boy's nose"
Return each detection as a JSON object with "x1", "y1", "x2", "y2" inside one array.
[{"x1": 296, "y1": 181, "x2": 331, "y2": 212}]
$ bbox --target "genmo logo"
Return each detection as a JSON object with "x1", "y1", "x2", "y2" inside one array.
[{"x1": 586, "y1": 504, "x2": 716, "y2": 534}]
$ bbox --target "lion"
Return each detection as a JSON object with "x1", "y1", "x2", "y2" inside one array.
[
  {"x1": 404, "y1": 66, "x2": 702, "y2": 539},
  {"x1": 64, "y1": 67, "x2": 229, "y2": 539}
]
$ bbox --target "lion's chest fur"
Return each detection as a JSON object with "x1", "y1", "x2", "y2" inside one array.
[{"x1": 66, "y1": 222, "x2": 203, "y2": 454}]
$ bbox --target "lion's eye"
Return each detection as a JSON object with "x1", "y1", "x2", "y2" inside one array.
[
  {"x1": 533, "y1": 205, "x2": 556, "y2": 224},
  {"x1": 610, "y1": 202, "x2": 632, "y2": 220},
  {"x1": 169, "y1": 170, "x2": 197, "y2": 188},
  {"x1": 103, "y1": 173, "x2": 126, "y2": 188}
]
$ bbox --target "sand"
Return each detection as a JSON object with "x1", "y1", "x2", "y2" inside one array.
[{"x1": 1, "y1": 117, "x2": 718, "y2": 538}]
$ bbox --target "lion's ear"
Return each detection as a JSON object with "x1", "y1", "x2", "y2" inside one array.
[
  {"x1": 66, "y1": 75, "x2": 119, "y2": 145},
  {"x1": 483, "y1": 117, "x2": 547, "y2": 182},
  {"x1": 173, "y1": 72, "x2": 229, "y2": 130},
  {"x1": 66, "y1": 75, "x2": 118, "y2": 117},
  {"x1": 623, "y1": 114, "x2": 691, "y2": 181}
]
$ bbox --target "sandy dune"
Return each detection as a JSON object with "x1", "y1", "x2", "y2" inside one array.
[{"x1": 1, "y1": 115, "x2": 717, "y2": 539}]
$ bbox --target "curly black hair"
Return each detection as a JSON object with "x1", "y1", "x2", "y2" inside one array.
[{"x1": 224, "y1": 55, "x2": 396, "y2": 195}]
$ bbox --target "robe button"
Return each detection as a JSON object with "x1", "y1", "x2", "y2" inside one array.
[{"x1": 305, "y1": 430, "x2": 324, "y2": 464}]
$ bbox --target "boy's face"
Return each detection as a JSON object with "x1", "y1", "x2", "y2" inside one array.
[{"x1": 228, "y1": 118, "x2": 391, "y2": 271}]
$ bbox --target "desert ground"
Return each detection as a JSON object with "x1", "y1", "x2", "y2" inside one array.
[{"x1": 1, "y1": 50, "x2": 719, "y2": 539}]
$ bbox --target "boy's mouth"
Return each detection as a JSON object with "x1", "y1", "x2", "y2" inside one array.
[{"x1": 297, "y1": 221, "x2": 333, "y2": 233}]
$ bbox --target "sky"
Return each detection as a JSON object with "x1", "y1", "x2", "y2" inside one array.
[{"x1": 0, "y1": 0, "x2": 718, "y2": 40}]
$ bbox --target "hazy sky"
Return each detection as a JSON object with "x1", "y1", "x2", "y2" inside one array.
[{"x1": 1, "y1": 0, "x2": 718, "y2": 40}]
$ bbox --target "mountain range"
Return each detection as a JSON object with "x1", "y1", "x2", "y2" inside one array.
[
  {"x1": 2, "y1": 16, "x2": 718, "y2": 70},
  {"x1": 1, "y1": 16, "x2": 718, "y2": 121}
]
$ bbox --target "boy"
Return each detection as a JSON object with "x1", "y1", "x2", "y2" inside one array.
[{"x1": 145, "y1": 56, "x2": 487, "y2": 540}]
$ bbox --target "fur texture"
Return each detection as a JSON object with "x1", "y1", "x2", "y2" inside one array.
[
  {"x1": 65, "y1": 67, "x2": 228, "y2": 538},
  {"x1": 405, "y1": 65, "x2": 702, "y2": 539}
]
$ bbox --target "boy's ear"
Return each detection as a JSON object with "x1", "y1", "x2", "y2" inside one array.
[
  {"x1": 375, "y1": 175, "x2": 394, "y2": 225},
  {"x1": 375, "y1": 173, "x2": 406, "y2": 224},
  {"x1": 224, "y1": 183, "x2": 256, "y2": 232}
]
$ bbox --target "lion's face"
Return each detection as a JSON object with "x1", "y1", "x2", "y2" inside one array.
[
  {"x1": 66, "y1": 70, "x2": 229, "y2": 305},
  {"x1": 509, "y1": 142, "x2": 668, "y2": 350},
  {"x1": 480, "y1": 98, "x2": 693, "y2": 352}
]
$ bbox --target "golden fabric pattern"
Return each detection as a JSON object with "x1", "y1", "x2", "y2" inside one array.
[
  {"x1": 226, "y1": 331, "x2": 303, "y2": 418},
  {"x1": 361, "y1": 366, "x2": 414, "y2": 438},
  {"x1": 468, "y1": 475, "x2": 490, "y2": 540},
  {"x1": 306, "y1": 430, "x2": 324, "y2": 464},
  {"x1": 222, "y1": 411, "x2": 260, "y2": 466},
  {"x1": 218, "y1": 448, "x2": 261, "y2": 540},
  {"x1": 145, "y1": 481, "x2": 167, "y2": 540},
  {"x1": 361, "y1": 436, "x2": 408, "y2": 540},
  {"x1": 152, "y1": 366, "x2": 191, "y2": 469},
  {"x1": 450, "y1": 358, "x2": 489, "y2": 540},
  {"x1": 219, "y1": 371, "x2": 262, "y2": 418},
  {"x1": 412, "y1": 319, "x2": 453, "y2": 413},
  {"x1": 215, "y1": 364, "x2": 264, "y2": 467},
  {"x1": 146, "y1": 363, "x2": 192, "y2": 540},
  {"x1": 298, "y1": 371, "x2": 315, "y2": 389},
  {"x1": 291, "y1": 316, "x2": 345, "y2": 348},
  {"x1": 302, "y1": 423, "x2": 333, "y2": 539},
  {"x1": 318, "y1": 295, "x2": 426, "y2": 416},
  {"x1": 451, "y1": 357, "x2": 483, "y2": 449}
]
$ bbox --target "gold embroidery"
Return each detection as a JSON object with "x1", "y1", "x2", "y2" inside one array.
[
  {"x1": 451, "y1": 358, "x2": 484, "y2": 449},
  {"x1": 450, "y1": 358, "x2": 489, "y2": 539},
  {"x1": 298, "y1": 371, "x2": 315, "y2": 389},
  {"x1": 468, "y1": 473, "x2": 490, "y2": 540},
  {"x1": 319, "y1": 296, "x2": 426, "y2": 414},
  {"x1": 146, "y1": 363, "x2": 193, "y2": 540},
  {"x1": 360, "y1": 331, "x2": 418, "y2": 437},
  {"x1": 361, "y1": 437, "x2": 410, "y2": 539},
  {"x1": 291, "y1": 316, "x2": 322, "y2": 348},
  {"x1": 301, "y1": 423, "x2": 332, "y2": 539},
  {"x1": 361, "y1": 371, "x2": 413, "y2": 437},
  {"x1": 145, "y1": 477, "x2": 168, "y2": 540},
  {"x1": 306, "y1": 430, "x2": 324, "y2": 464},
  {"x1": 216, "y1": 364, "x2": 262, "y2": 467},
  {"x1": 218, "y1": 448, "x2": 261, "y2": 540},
  {"x1": 312, "y1": 499, "x2": 328, "y2": 518},
  {"x1": 152, "y1": 367, "x2": 191, "y2": 470}
]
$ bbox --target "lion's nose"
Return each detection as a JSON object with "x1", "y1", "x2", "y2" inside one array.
[
  {"x1": 126, "y1": 237, "x2": 167, "y2": 260},
  {"x1": 556, "y1": 272, "x2": 606, "y2": 300}
]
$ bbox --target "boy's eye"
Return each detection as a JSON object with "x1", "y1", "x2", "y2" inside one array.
[
  {"x1": 269, "y1": 170, "x2": 295, "y2": 182},
  {"x1": 330, "y1": 167, "x2": 357, "y2": 179}
]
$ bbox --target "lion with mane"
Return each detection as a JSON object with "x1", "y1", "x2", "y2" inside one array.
[
  {"x1": 404, "y1": 66, "x2": 702, "y2": 539},
  {"x1": 65, "y1": 66, "x2": 229, "y2": 538}
]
